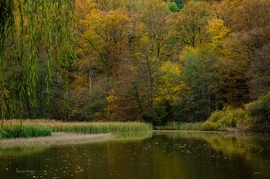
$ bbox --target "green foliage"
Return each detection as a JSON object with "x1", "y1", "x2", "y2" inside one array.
[
  {"x1": 202, "y1": 91, "x2": 270, "y2": 132},
  {"x1": 246, "y1": 91, "x2": 270, "y2": 121},
  {"x1": 202, "y1": 122, "x2": 221, "y2": 131},
  {"x1": 0, "y1": 120, "x2": 153, "y2": 139},
  {"x1": 245, "y1": 91, "x2": 270, "y2": 132},
  {"x1": 171, "y1": 1, "x2": 211, "y2": 47},
  {"x1": 0, "y1": 0, "x2": 76, "y2": 121},
  {"x1": 0, "y1": 0, "x2": 14, "y2": 45},
  {"x1": 177, "y1": 46, "x2": 223, "y2": 121},
  {"x1": 170, "y1": 0, "x2": 184, "y2": 9},
  {"x1": 0, "y1": 125, "x2": 51, "y2": 139},
  {"x1": 203, "y1": 107, "x2": 247, "y2": 131},
  {"x1": 168, "y1": 2, "x2": 180, "y2": 12}
]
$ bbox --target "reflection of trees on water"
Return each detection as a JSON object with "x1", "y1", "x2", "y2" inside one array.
[
  {"x1": 203, "y1": 133, "x2": 270, "y2": 175},
  {"x1": 156, "y1": 132, "x2": 270, "y2": 177},
  {"x1": 1, "y1": 132, "x2": 270, "y2": 178},
  {"x1": 0, "y1": 146, "x2": 48, "y2": 157}
]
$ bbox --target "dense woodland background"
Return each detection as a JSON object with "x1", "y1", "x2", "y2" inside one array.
[{"x1": 1, "y1": 0, "x2": 269, "y2": 125}]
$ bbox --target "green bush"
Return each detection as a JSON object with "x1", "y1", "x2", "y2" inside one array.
[
  {"x1": 202, "y1": 107, "x2": 247, "y2": 131},
  {"x1": 168, "y1": 2, "x2": 180, "y2": 12},
  {"x1": 202, "y1": 121, "x2": 222, "y2": 131},
  {"x1": 246, "y1": 91, "x2": 270, "y2": 122},
  {"x1": 245, "y1": 91, "x2": 270, "y2": 132}
]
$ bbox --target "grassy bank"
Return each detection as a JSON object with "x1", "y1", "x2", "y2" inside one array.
[
  {"x1": 155, "y1": 107, "x2": 247, "y2": 132},
  {"x1": 155, "y1": 122, "x2": 204, "y2": 131},
  {"x1": 0, "y1": 120, "x2": 153, "y2": 139}
]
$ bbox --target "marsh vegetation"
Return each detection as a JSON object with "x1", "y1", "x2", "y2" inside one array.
[{"x1": 0, "y1": 119, "x2": 153, "y2": 139}]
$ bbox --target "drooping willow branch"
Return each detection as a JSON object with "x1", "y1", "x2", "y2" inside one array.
[{"x1": 0, "y1": 0, "x2": 76, "y2": 126}]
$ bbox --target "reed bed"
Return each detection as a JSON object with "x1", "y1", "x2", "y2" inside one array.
[
  {"x1": 0, "y1": 125, "x2": 52, "y2": 139},
  {"x1": 155, "y1": 122, "x2": 204, "y2": 131},
  {"x1": 1, "y1": 120, "x2": 153, "y2": 136}
]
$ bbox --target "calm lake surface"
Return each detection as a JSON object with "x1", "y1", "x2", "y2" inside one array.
[{"x1": 1, "y1": 132, "x2": 270, "y2": 179}]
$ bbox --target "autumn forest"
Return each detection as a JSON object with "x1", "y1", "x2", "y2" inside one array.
[{"x1": 1, "y1": 0, "x2": 270, "y2": 128}]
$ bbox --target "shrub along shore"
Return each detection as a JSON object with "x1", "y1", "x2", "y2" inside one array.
[
  {"x1": 157, "y1": 91, "x2": 270, "y2": 133},
  {"x1": 0, "y1": 120, "x2": 153, "y2": 139}
]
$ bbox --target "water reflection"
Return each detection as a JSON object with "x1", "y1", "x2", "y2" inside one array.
[{"x1": 0, "y1": 132, "x2": 270, "y2": 179}]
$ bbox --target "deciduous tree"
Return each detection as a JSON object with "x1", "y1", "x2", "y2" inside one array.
[
  {"x1": 0, "y1": 1, "x2": 75, "y2": 121},
  {"x1": 171, "y1": 1, "x2": 211, "y2": 48}
]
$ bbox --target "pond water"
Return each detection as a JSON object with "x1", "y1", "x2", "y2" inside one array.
[{"x1": 1, "y1": 132, "x2": 270, "y2": 179}]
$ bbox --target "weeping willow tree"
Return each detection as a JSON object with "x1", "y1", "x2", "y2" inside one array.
[{"x1": 0, "y1": 0, "x2": 76, "y2": 126}]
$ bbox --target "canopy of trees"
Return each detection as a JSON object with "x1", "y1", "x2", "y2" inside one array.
[{"x1": 1, "y1": 0, "x2": 269, "y2": 125}]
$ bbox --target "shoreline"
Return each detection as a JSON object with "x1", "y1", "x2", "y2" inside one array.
[{"x1": 0, "y1": 132, "x2": 114, "y2": 148}]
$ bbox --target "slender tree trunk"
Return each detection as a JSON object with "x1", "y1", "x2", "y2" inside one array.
[
  {"x1": 132, "y1": 82, "x2": 144, "y2": 114},
  {"x1": 145, "y1": 53, "x2": 154, "y2": 113},
  {"x1": 88, "y1": 66, "x2": 93, "y2": 93}
]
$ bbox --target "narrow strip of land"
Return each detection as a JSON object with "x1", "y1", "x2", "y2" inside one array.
[{"x1": 0, "y1": 132, "x2": 114, "y2": 148}]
